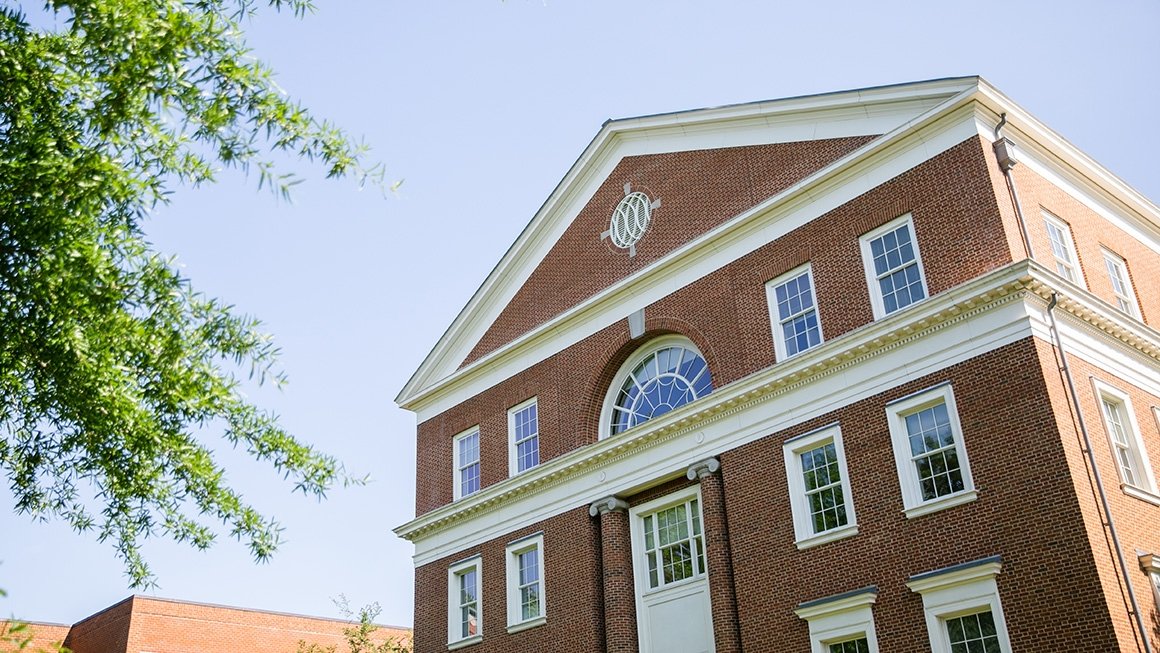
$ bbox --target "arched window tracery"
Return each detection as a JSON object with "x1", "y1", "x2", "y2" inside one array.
[{"x1": 604, "y1": 337, "x2": 713, "y2": 437}]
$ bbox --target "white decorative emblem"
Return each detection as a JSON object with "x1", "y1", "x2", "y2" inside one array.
[{"x1": 602, "y1": 183, "x2": 660, "y2": 257}]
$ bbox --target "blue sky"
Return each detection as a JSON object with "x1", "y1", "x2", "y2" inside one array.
[{"x1": 2, "y1": 0, "x2": 1158, "y2": 630}]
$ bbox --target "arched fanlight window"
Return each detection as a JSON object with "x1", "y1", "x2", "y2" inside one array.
[{"x1": 604, "y1": 337, "x2": 713, "y2": 437}]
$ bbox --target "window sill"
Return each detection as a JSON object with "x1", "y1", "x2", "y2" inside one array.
[
  {"x1": 641, "y1": 572, "x2": 708, "y2": 597},
  {"x1": 903, "y1": 489, "x2": 977, "y2": 519},
  {"x1": 447, "y1": 635, "x2": 482, "y2": 650},
  {"x1": 506, "y1": 616, "x2": 546, "y2": 634},
  {"x1": 795, "y1": 524, "x2": 858, "y2": 550},
  {"x1": 1122, "y1": 484, "x2": 1160, "y2": 506}
]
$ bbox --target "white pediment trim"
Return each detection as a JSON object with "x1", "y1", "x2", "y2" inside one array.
[
  {"x1": 396, "y1": 78, "x2": 983, "y2": 407},
  {"x1": 398, "y1": 78, "x2": 1160, "y2": 415}
]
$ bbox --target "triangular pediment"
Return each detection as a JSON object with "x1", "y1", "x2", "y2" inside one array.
[{"x1": 397, "y1": 78, "x2": 985, "y2": 410}]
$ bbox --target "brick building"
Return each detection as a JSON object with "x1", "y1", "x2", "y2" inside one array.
[
  {"x1": 3, "y1": 595, "x2": 411, "y2": 652},
  {"x1": 393, "y1": 77, "x2": 1160, "y2": 652}
]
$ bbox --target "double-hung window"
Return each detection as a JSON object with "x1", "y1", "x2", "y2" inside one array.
[
  {"x1": 1141, "y1": 552, "x2": 1160, "y2": 610},
  {"x1": 1043, "y1": 212, "x2": 1083, "y2": 286},
  {"x1": 783, "y1": 423, "x2": 857, "y2": 549},
  {"x1": 505, "y1": 533, "x2": 546, "y2": 632},
  {"x1": 1102, "y1": 250, "x2": 1140, "y2": 317},
  {"x1": 859, "y1": 214, "x2": 928, "y2": 318},
  {"x1": 448, "y1": 556, "x2": 482, "y2": 648},
  {"x1": 453, "y1": 428, "x2": 481, "y2": 500},
  {"x1": 794, "y1": 586, "x2": 880, "y2": 653},
  {"x1": 1092, "y1": 379, "x2": 1159, "y2": 504},
  {"x1": 907, "y1": 556, "x2": 1012, "y2": 653},
  {"x1": 886, "y1": 383, "x2": 977, "y2": 518},
  {"x1": 766, "y1": 264, "x2": 824, "y2": 360},
  {"x1": 640, "y1": 497, "x2": 705, "y2": 589},
  {"x1": 508, "y1": 398, "x2": 540, "y2": 475}
]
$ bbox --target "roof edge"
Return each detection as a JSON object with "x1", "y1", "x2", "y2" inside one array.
[{"x1": 395, "y1": 77, "x2": 981, "y2": 407}]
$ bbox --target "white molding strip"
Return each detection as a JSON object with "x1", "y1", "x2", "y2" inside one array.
[{"x1": 396, "y1": 261, "x2": 1160, "y2": 566}]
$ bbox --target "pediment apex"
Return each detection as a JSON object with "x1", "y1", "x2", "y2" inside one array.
[{"x1": 395, "y1": 77, "x2": 985, "y2": 410}]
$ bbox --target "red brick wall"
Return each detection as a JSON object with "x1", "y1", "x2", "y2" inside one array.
[
  {"x1": 1, "y1": 621, "x2": 71, "y2": 651},
  {"x1": 412, "y1": 508, "x2": 602, "y2": 653},
  {"x1": 1009, "y1": 163, "x2": 1160, "y2": 324},
  {"x1": 416, "y1": 135, "x2": 1013, "y2": 517},
  {"x1": 1038, "y1": 344, "x2": 1160, "y2": 651},
  {"x1": 725, "y1": 337, "x2": 1120, "y2": 652},
  {"x1": 63, "y1": 598, "x2": 133, "y2": 653},
  {"x1": 121, "y1": 596, "x2": 410, "y2": 653},
  {"x1": 53, "y1": 596, "x2": 411, "y2": 653},
  {"x1": 463, "y1": 136, "x2": 876, "y2": 366},
  {"x1": 414, "y1": 338, "x2": 1156, "y2": 652}
]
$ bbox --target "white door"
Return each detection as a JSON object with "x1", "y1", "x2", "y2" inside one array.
[{"x1": 631, "y1": 489, "x2": 715, "y2": 653}]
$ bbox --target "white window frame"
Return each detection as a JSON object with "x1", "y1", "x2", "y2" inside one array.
[
  {"x1": 1101, "y1": 249, "x2": 1140, "y2": 317},
  {"x1": 453, "y1": 427, "x2": 481, "y2": 501},
  {"x1": 885, "y1": 383, "x2": 977, "y2": 518},
  {"x1": 1042, "y1": 211, "x2": 1085, "y2": 288},
  {"x1": 505, "y1": 533, "x2": 546, "y2": 633},
  {"x1": 794, "y1": 587, "x2": 880, "y2": 653},
  {"x1": 858, "y1": 213, "x2": 929, "y2": 319},
  {"x1": 447, "y1": 555, "x2": 482, "y2": 649},
  {"x1": 766, "y1": 263, "x2": 825, "y2": 361},
  {"x1": 629, "y1": 485, "x2": 706, "y2": 595},
  {"x1": 783, "y1": 423, "x2": 857, "y2": 549},
  {"x1": 1091, "y1": 379, "x2": 1159, "y2": 504},
  {"x1": 599, "y1": 335, "x2": 713, "y2": 439},
  {"x1": 507, "y1": 398, "x2": 540, "y2": 476},
  {"x1": 1141, "y1": 553, "x2": 1160, "y2": 610},
  {"x1": 907, "y1": 557, "x2": 1012, "y2": 653}
]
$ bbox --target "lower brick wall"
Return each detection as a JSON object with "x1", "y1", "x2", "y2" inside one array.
[
  {"x1": 64, "y1": 598, "x2": 134, "y2": 653},
  {"x1": 725, "y1": 337, "x2": 1119, "y2": 651},
  {"x1": 412, "y1": 337, "x2": 1160, "y2": 652},
  {"x1": 1038, "y1": 339, "x2": 1160, "y2": 652},
  {"x1": 413, "y1": 507, "x2": 603, "y2": 653}
]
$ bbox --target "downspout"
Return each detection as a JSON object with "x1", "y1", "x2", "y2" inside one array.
[
  {"x1": 992, "y1": 114, "x2": 1036, "y2": 260},
  {"x1": 1046, "y1": 292, "x2": 1154, "y2": 653}
]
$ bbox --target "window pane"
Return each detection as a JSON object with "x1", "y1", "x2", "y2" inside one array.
[
  {"x1": 642, "y1": 498, "x2": 705, "y2": 588},
  {"x1": 869, "y1": 223, "x2": 925, "y2": 315},
  {"x1": 829, "y1": 638, "x2": 870, "y2": 653},
  {"x1": 946, "y1": 611, "x2": 1001, "y2": 653},
  {"x1": 801, "y1": 440, "x2": 848, "y2": 534},
  {"x1": 905, "y1": 401, "x2": 964, "y2": 501},
  {"x1": 611, "y1": 346, "x2": 713, "y2": 434}
]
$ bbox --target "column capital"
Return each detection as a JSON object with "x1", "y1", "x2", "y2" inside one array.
[
  {"x1": 686, "y1": 457, "x2": 721, "y2": 480},
  {"x1": 589, "y1": 495, "x2": 630, "y2": 517}
]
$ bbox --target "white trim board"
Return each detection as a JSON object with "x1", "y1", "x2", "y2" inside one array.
[{"x1": 397, "y1": 263, "x2": 1160, "y2": 566}]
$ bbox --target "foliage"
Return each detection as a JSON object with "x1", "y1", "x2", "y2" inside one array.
[
  {"x1": 296, "y1": 599, "x2": 412, "y2": 653},
  {"x1": 0, "y1": 0, "x2": 379, "y2": 587}
]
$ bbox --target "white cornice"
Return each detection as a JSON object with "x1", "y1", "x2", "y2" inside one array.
[
  {"x1": 970, "y1": 81, "x2": 1160, "y2": 250},
  {"x1": 906, "y1": 559, "x2": 1002, "y2": 594},
  {"x1": 395, "y1": 261, "x2": 1160, "y2": 558},
  {"x1": 396, "y1": 78, "x2": 982, "y2": 408}
]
